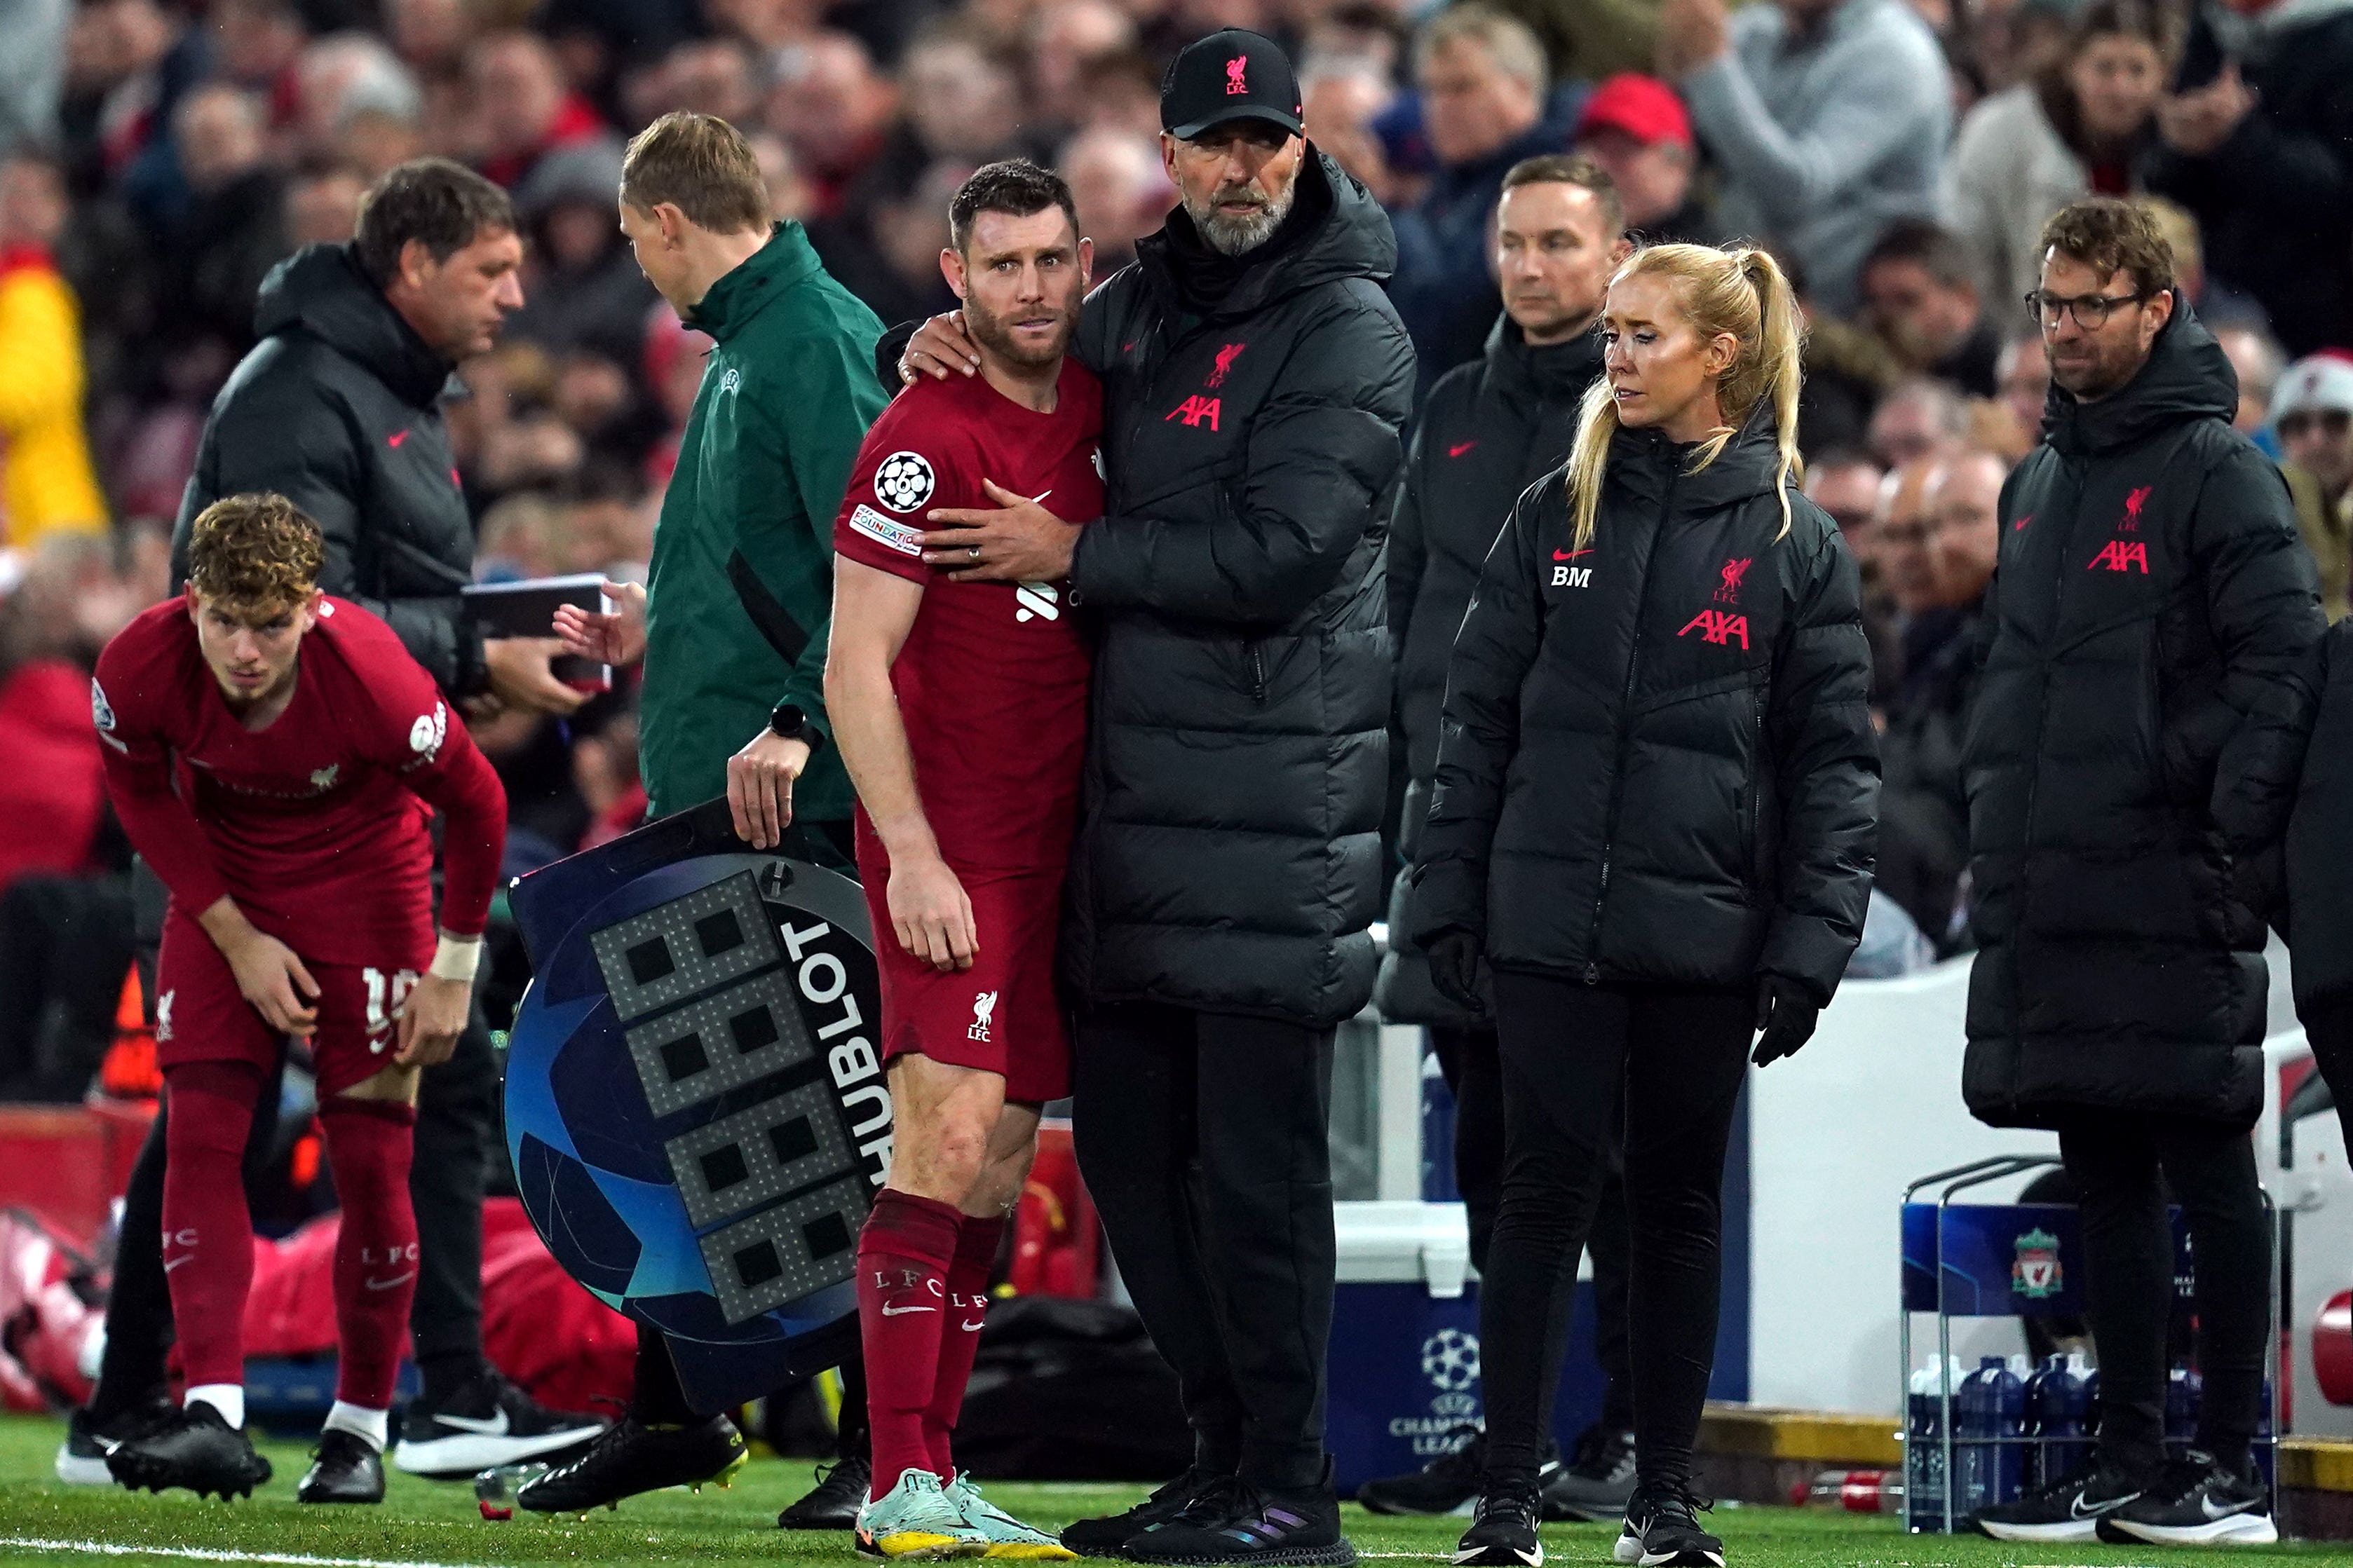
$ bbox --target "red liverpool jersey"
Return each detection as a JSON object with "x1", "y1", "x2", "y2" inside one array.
[
  {"x1": 93, "y1": 595, "x2": 507, "y2": 964},
  {"x1": 832, "y1": 359, "x2": 1104, "y2": 871}
]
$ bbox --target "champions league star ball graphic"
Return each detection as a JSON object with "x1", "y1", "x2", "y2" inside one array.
[
  {"x1": 503, "y1": 800, "x2": 890, "y2": 1411},
  {"x1": 1421, "y1": 1327, "x2": 1481, "y2": 1393},
  {"x1": 873, "y1": 450, "x2": 936, "y2": 512}
]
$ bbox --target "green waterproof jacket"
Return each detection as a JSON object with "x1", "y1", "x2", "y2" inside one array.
[{"x1": 639, "y1": 223, "x2": 887, "y2": 822}]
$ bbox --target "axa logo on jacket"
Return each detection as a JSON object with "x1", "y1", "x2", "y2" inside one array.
[
  {"x1": 1679, "y1": 608, "x2": 1751, "y2": 648},
  {"x1": 1167, "y1": 395, "x2": 1221, "y2": 430}
]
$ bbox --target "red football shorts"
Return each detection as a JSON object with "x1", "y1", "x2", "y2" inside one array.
[
  {"x1": 155, "y1": 911, "x2": 433, "y2": 1097},
  {"x1": 857, "y1": 859, "x2": 1071, "y2": 1105}
]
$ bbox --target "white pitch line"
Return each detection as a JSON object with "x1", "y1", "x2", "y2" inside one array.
[{"x1": 0, "y1": 1537, "x2": 474, "y2": 1568}]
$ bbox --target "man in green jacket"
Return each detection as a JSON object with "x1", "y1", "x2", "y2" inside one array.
[
  {"x1": 541, "y1": 110, "x2": 888, "y2": 1525},
  {"x1": 567, "y1": 111, "x2": 886, "y2": 840}
]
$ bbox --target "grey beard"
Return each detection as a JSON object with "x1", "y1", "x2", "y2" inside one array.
[{"x1": 1185, "y1": 174, "x2": 1298, "y2": 257}]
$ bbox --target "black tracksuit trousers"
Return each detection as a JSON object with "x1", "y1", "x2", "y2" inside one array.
[
  {"x1": 1479, "y1": 973, "x2": 1751, "y2": 1491},
  {"x1": 2056, "y1": 1111, "x2": 2270, "y2": 1480},
  {"x1": 1073, "y1": 1003, "x2": 1338, "y2": 1492},
  {"x1": 1432, "y1": 1025, "x2": 1635, "y2": 1435}
]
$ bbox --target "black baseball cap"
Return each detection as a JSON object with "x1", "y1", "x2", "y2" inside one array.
[{"x1": 1161, "y1": 29, "x2": 1304, "y2": 142}]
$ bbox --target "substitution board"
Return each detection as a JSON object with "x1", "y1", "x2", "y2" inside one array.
[{"x1": 504, "y1": 799, "x2": 890, "y2": 1414}]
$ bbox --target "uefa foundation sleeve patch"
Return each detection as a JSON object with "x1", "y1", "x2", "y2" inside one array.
[{"x1": 848, "y1": 503, "x2": 924, "y2": 557}]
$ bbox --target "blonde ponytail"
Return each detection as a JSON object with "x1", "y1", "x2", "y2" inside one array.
[
  {"x1": 1563, "y1": 241, "x2": 1811, "y2": 547},
  {"x1": 1562, "y1": 371, "x2": 1621, "y2": 553},
  {"x1": 1734, "y1": 247, "x2": 1808, "y2": 540}
]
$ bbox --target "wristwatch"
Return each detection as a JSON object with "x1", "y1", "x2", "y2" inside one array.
[{"x1": 768, "y1": 701, "x2": 823, "y2": 751}]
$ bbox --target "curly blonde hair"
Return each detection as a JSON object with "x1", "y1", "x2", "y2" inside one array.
[{"x1": 185, "y1": 493, "x2": 326, "y2": 617}]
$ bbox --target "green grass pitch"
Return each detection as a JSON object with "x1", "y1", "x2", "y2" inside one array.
[{"x1": 0, "y1": 1413, "x2": 2337, "y2": 1568}]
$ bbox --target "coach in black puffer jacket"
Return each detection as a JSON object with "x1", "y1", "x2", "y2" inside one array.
[
  {"x1": 1962, "y1": 301, "x2": 2324, "y2": 1132},
  {"x1": 175, "y1": 243, "x2": 490, "y2": 697},
  {"x1": 1411, "y1": 417, "x2": 1878, "y2": 1003},
  {"x1": 1377, "y1": 313, "x2": 1601, "y2": 1025},
  {"x1": 1059, "y1": 149, "x2": 1416, "y2": 1030}
]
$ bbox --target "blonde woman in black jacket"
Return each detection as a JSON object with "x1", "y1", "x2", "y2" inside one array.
[{"x1": 1411, "y1": 244, "x2": 1878, "y2": 1568}]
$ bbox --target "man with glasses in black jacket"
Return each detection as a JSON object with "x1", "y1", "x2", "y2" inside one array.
[{"x1": 1964, "y1": 198, "x2": 2322, "y2": 1548}]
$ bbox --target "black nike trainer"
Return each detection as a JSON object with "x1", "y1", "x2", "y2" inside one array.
[
  {"x1": 391, "y1": 1368, "x2": 606, "y2": 1478},
  {"x1": 1966, "y1": 1460, "x2": 2144, "y2": 1543},
  {"x1": 1453, "y1": 1481, "x2": 1543, "y2": 1567},
  {"x1": 2094, "y1": 1452, "x2": 2276, "y2": 1547}
]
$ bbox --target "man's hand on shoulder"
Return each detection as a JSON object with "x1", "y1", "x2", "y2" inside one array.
[
  {"x1": 921, "y1": 479, "x2": 1086, "y2": 583},
  {"x1": 552, "y1": 580, "x2": 647, "y2": 668},
  {"x1": 484, "y1": 636, "x2": 588, "y2": 716},
  {"x1": 900, "y1": 311, "x2": 980, "y2": 384},
  {"x1": 729, "y1": 729, "x2": 810, "y2": 849}
]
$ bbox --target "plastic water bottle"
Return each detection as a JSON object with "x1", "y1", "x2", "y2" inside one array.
[
  {"x1": 472, "y1": 1463, "x2": 547, "y2": 1520},
  {"x1": 1795, "y1": 1469, "x2": 1904, "y2": 1513},
  {"x1": 1958, "y1": 1356, "x2": 2026, "y2": 1511},
  {"x1": 1906, "y1": 1356, "x2": 1960, "y2": 1532},
  {"x1": 2022, "y1": 1353, "x2": 2091, "y2": 1487},
  {"x1": 2165, "y1": 1365, "x2": 2203, "y2": 1457}
]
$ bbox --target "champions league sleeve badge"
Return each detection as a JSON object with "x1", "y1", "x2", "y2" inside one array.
[{"x1": 502, "y1": 798, "x2": 890, "y2": 1414}]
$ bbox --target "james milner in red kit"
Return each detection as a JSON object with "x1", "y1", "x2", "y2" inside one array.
[{"x1": 825, "y1": 159, "x2": 1100, "y2": 1560}]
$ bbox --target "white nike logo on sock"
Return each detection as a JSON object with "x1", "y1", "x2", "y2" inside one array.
[
  {"x1": 363, "y1": 1272, "x2": 416, "y2": 1291},
  {"x1": 961, "y1": 1319, "x2": 984, "y2": 1332},
  {"x1": 163, "y1": 1257, "x2": 191, "y2": 1272},
  {"x1": 881, "y1": 1304, "x2": 937, "y2": 1317}
]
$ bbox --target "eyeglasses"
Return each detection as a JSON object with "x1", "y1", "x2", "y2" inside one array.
[{"x1": 2023, "y1": 289, "x2": 2148, "y2": 329}]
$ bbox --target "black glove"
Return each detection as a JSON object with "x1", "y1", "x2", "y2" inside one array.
[
  {"x1": 1427, "y1": 930, "x2": 1484, "y2": 1011},
  {"x1": 1751, "y1": 974, "x2": 1819, "y2": 1066}
]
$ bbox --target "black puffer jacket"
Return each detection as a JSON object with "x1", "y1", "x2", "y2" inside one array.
[
  {"x1": 1411, "y1": 419, "x2": 1878, "y2": 1003},
  {"x1": 1377, "y1": 315, "x2": 1602, "y2": 1025},
  {"x1": 1059, "y1": 153, "x2": 1417, "y2": 1029},
  {"x1": 173, "y1": 244, "x2": 485, "y2": 697},
  {"x1": 1962, "y1": 301, "x2": 2324, "y2": 1131},
  {"x1": 2288, "y1": 619, "x2": 2353, "y2": 1021}
]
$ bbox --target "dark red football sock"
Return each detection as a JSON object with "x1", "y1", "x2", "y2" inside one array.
[
  {"x1": 318, "y1": 1097, "x2": 419, "y2": 1411},
  {"x1": 160, "y1": 1061, "x2": 266, "y2": 1391},
  {"x1": 925, "y1": 1213, "x2": 1004, "y2": 1477},
  {"x1": 856, "y1": 1188, "x2": 963, "y2": 1496}
]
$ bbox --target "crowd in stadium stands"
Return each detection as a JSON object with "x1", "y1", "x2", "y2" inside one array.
[{"x1": 1, "y1": 0, "x2": 2351, "y2": 1103}]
